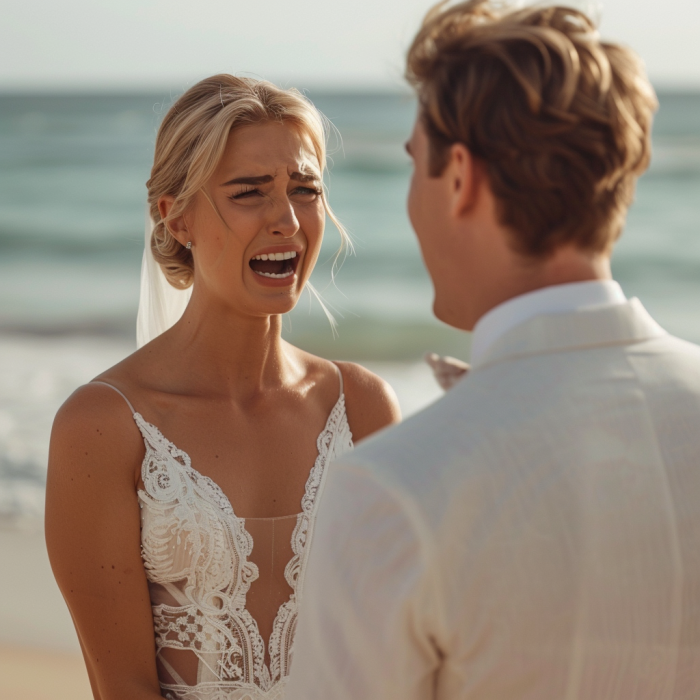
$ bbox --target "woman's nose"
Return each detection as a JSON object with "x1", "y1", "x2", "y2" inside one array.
[{"x1": 271, "y1": 198, "x2": 300, "y2": 238}]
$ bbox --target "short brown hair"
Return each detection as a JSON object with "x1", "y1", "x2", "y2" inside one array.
[{"x1": 406, "y1": 1, "x2": 658, "y2": 256}]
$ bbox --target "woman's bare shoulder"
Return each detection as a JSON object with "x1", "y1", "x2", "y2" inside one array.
[
  {"x1": 284, "y1": 344, "x2": 401, "y2": 441},
  {"x1": 334, "y1": 361, "x2": 402, "y2": 443},
  {"x1": 50, "y1": 380, "x2": 145, "y2": 486},
  {"x1": 54, "y1": 378, "x2": 136, "y2": 426},
  {"x1": 61, "y1": 338, "x2": 168, "y2": 428}
]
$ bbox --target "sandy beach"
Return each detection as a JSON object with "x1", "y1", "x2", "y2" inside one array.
[
  {"x1": 0, "y1": 528, "x2": 91, "y2": 699},
  {"x1": 0, "y1": 644, "x2": 91, "y2": 700}
]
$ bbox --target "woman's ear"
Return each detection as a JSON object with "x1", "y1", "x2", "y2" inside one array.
[{"x1": 158, "y1": 195, "x2": 189, "y2": 246}]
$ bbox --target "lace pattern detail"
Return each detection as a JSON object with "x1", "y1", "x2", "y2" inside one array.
[
  {"x1": 134, "y1": 392, "x2": 353, "y2": 699},
  {"x1": 162, "y1": 681, "x2": 287, "y2": 700}
]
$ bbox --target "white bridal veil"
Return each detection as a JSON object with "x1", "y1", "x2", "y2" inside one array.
[{"x1": 136, "y1": 214, "x2": 192, "y2": 348}]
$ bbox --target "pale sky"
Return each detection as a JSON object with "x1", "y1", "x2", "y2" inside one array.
[{"x1": 2, "y1": 0, "x2": 699, "y2": 90}]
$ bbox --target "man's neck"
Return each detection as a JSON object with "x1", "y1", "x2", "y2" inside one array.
[{"x1": 468, "y1": 245, "x2": 613, "y2": 332}]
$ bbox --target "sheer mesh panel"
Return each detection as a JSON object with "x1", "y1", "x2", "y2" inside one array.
[{"x1": 243, "y1": 515, "x2": 298, "y2": 667}]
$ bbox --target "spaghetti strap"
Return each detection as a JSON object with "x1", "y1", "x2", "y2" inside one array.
[
  {"x1": 332, "y1": 361, "x2": 344, "y2": 398},
  {"x1": 90, "y1": 381, "x2": 137, "y2": 415}
]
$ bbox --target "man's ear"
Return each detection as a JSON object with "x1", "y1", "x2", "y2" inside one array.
[
  {"x1": 447, "y1": 143, "x2": 480, "y2": 218},
  {"x1": 158, "y1": 195, "x2": 190, "y2": 246}
]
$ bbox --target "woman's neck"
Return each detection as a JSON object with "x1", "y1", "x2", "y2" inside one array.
[{"x1": 160, "y1": 291, "x2": 298, "y2": 400}]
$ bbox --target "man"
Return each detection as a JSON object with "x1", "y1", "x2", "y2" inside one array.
[{"x1": 285, "y1": 2, "x2": 700, "y2": 698}]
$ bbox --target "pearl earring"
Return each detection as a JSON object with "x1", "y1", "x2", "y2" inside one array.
[{"x1": 186, "y1": 241, "x2": 192, "y2": 250}]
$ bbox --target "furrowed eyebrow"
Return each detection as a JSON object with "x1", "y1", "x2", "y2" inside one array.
[
  {"x1": 220, "y1": 172, "x2": 320, "y2": 187},
  {"x1": 220, "y1": 175, "x2": 274, "y2": 187},
  {"x1": 290, "y1": 171, "x2": 321, "y2": 183}
]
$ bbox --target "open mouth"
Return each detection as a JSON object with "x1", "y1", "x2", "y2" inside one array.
[{"x1": 249, "y1": 250, "x2": 300, "y2": 279}]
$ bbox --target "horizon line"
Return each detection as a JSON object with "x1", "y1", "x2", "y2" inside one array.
[{"x1": 1, "y1": 81, "x2": 699, "y2": 96}]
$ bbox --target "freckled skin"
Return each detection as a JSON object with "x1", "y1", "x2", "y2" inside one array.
[{"x1": 45, "y1": 121, "x2": 402, "y2": 700}]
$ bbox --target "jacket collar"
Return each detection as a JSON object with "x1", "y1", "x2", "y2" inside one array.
[{"x1": 471, "y1": 298, "x2": 667, "y2": 371}]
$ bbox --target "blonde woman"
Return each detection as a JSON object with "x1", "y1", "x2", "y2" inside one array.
[{"x1": 45, "y1": 75, "x2": 401, "y2": 700}]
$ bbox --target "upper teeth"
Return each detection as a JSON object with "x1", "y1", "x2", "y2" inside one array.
[{"x1": 252, "y1": 251, "x2": 297, "y2": 261}]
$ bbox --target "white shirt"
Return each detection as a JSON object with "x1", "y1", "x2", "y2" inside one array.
[
  {"x1": 285, "y1": 297, "x2": 700, "y2": 700},
  {"x1": 471, "y1": 279, "x2": 627, "y2": 366}
]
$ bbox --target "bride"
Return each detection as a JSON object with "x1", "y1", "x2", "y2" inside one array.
[{"x1": 45, "y1": 74, "x2": 401, "y2": 700}]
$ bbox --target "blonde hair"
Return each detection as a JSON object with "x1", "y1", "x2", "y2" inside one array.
[
  {"x1": 406, "y1": 1, "x2": 658, "y2": 256},
  {"x1": 147, "y1": 74, "x2": 349, "y2": 289}
]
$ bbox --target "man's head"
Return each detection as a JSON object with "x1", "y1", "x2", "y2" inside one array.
[{"x1": 404, "y1": 0, "x2": 658, "y2": 330}]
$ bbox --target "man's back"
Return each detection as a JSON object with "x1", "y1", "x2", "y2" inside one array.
[
  {"x1": 287, "y1": 300, "x2": 700, "y2": 699},
  {"x1": 284, "y1": 4, "x2": 698, "y2": 695}
]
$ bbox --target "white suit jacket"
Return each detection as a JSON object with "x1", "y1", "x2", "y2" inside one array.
[{"x1": 285, "y1": 299, "x2": 700, "y2": 700}]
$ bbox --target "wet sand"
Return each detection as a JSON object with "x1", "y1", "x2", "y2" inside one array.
[
  {"x1": 0, "y1": 644, "x2": 91, "y2": 700},
  {"x1": 0, "y1": 528, "x2": 90, "y2": 698}
]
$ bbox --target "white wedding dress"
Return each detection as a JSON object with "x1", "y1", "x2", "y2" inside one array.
[{"x1": 92, "y1": 368, "x2": 353, "y2": 700}]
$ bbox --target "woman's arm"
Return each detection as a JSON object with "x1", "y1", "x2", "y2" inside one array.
[
  {"x1": 45, "y1": 385, "x2": 163, "y2": 700},
  {"x1": 335, "y1": 362, "x2": 402, "y2": 442}
]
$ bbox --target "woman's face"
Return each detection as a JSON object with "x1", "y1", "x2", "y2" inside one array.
[{"x1": 174, "y1": 121, "x2": 325, "y2": 319}]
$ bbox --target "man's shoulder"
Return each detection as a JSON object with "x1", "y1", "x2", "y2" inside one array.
[
  {"x1": 336, "y1": 380, "x2": 488, "y2": 490},
  {"x1": 637, "y1": 330, "x2": 700, "y2": 363},
  {"x1": 626, "y1": 331, "x2": 700, "y2": 400},
  {"x1": 338, "y1": 331, "x2": 700, "y2": 482},
  {"x1": 636, "y1": 328, "x2": 700, "y2": 353}
]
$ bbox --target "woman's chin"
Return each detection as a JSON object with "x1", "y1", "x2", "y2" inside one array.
[{"x1": 244, "y1": 283, "x2": 302, "y2": 317}]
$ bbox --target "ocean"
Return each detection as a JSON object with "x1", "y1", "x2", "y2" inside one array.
[{"x1": 1, "y1": 89, "x2": 699, "y2": 525}]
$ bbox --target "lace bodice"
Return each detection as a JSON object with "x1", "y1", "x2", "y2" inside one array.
[{"x1": 93, "y1": 378, "x2": 353, "y2": 700}]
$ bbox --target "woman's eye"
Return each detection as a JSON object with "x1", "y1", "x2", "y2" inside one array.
[
  {"x1": 230, "y1": 188, "x2": 260, "y2": 200},
  {"x1": 292, "y1": 186, "x2": 322, "y2": 197}
]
